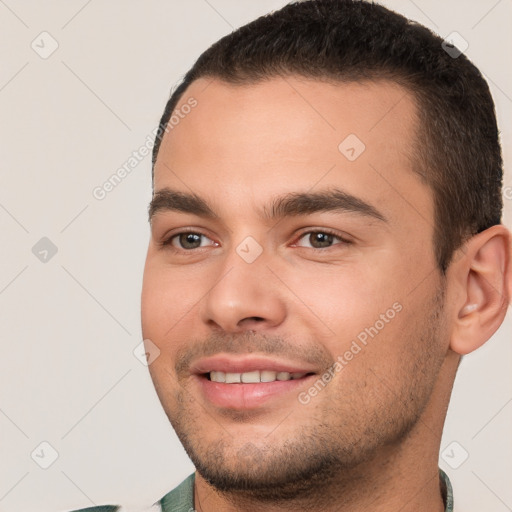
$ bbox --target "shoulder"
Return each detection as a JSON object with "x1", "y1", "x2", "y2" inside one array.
[{"x1": 65, "y1": 474, "x2": 195, "y2": 512}]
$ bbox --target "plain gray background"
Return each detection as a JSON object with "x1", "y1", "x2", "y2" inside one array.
[{"x1": 0, "y1": 1, "x2": 510, "y2": 511}]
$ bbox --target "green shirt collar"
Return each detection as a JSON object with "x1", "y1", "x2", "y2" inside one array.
[
  {"x1": 159, "y1": 470, "x2": 453, "y2": 512},
  {"x1": 159, "y1": 473, "x2": 195, "y2": 512}
]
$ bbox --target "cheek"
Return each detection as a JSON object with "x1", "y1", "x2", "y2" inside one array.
[
  {"x1": 141, "y1": 262, "x2": 198, "y2": 332},
  {"x1": 141, "y1": 261, "x2": 219, "y2": 367},
  {"x1": 282, "y1": 261, "x2": 404, "y2": 339},
  {"x1": 141, "y1": 268, "x2": 166, "y2": 335}
]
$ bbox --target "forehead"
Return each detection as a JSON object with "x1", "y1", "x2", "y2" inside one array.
[
  {"x1": 158, "y1": 76, "x2": 418, "y2": 161},
  {"x1": 154, "y1": 76, "x2": 431, "y2": 228}
]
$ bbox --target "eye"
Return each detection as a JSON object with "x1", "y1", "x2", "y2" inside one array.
[
  {"x1": 166, "y1": 232, "x2": 216, "y2": 250},
  {"x1": 295, "y1": 231, "x2": 348, "y2": 249}
]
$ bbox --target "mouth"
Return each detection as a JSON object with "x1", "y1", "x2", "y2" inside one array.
[{"x1": 190, "y1": 355, "x2": 319, "y2": 410}]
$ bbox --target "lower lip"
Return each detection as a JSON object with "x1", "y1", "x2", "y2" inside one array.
[{"x1": 195, "y1": 375, "x2": 316, "y2": 410}]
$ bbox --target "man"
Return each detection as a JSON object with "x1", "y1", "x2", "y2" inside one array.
[{"x1": 72, "y1": 0, "x2": 511, "y2": 510}]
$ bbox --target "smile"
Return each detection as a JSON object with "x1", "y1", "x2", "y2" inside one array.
[{"x1": 208, "y1": 370, "x2": 309, "y2": 383}]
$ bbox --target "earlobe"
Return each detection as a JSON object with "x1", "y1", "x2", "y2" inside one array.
[{"x1": 450, "y1": 225, "x2": 512, "y2": 355}]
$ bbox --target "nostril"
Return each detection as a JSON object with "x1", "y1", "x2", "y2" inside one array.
[{"x1": 237, "y1": 316, "x2": 266, "y2": 330}]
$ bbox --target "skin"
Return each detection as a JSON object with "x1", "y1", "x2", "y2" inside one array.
[{"x1": 141, "y1": 76, "x2": 511, "y2": 511}]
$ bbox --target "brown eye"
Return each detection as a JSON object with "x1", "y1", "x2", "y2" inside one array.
[
  {"x1": 295, "y1": 231, "x2": 346, "y2": 249},
  {"x1": 309, "y1": 232, "x2": 334, "y2": 248},
  {"x1": 178, "y1": 233, "x2": 202, "y2": 249},
  {"x1": 168, "y1": 232, "x2": 215, "y2": 250}
]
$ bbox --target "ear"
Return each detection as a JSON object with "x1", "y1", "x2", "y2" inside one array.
[{"x1": 448, "y1": 224, "x2": 512, "y2": 355}]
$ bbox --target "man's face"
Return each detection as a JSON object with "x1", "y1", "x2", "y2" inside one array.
[{"x1": 141, "y1": 77, "x2": 450, "y2": 495}]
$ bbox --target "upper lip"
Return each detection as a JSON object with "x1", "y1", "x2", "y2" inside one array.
[{"x1": 190, "y1": 354, "x2": 319, "y2": 375}]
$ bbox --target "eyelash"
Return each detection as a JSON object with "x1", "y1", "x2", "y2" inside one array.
[
  {"x1": 160, "y1": 228, "x2": 351, "y2": 251},
  {"x1": 160, "y1": 229, "x2": 216, "y2": 249},
  {"x1": 293, "y1": 228, "x2": 352, "y2": 250}
]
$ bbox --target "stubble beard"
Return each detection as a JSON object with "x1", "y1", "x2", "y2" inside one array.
[{"x1": 156, "y1": 289, "x2": 447, "y2": 503}]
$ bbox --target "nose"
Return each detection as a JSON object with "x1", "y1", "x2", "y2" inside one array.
[{"x1": 199, "y1": 252, "x2": 287, "y2": 333}]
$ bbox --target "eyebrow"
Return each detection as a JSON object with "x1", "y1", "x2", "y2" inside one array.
[
  {"x1": 148, "y1": 187, "x2": 387, "y2": 223},
  {"x1": 148, "y1": 189, "x2": 217, "y2": 222},
  {"x1": 264, "y1": 189, "x2": 387, "y2": 222}
]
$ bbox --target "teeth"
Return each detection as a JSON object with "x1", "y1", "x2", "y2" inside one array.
[
  {"x1": 210, "y1": 371, "x2": 226, "y2": 383},
  {"x1": 260, "y1": 370, "x2": 277, "y2": 382},
  {"x1": 241, "y1": 371, "x2": 260, "y2": 383},
  {"x1": 209, "y1": 370, "x2": 307, "y2": 383}
]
